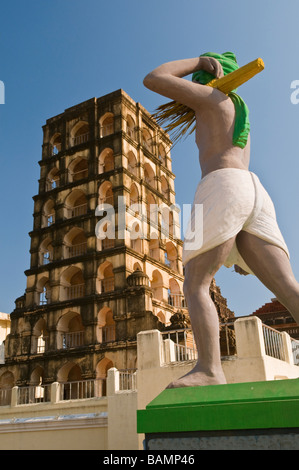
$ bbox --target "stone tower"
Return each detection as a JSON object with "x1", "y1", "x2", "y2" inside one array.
[{"x1": 0, "y1": 89, "x2": 186, "y2": 393}]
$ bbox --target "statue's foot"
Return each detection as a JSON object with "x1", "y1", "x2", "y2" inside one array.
[{"x1": 166, "y1": 367, "x2": 227, "y2": 389}]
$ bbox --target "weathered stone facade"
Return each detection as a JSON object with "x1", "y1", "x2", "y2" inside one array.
[{"x1": 0, "y1": 90, "x2": 187, "y2": 391}]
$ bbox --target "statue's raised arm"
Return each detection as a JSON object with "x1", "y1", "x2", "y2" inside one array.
[{"x1": 143, "y1": 55, "x2": 225, "y2": 109}]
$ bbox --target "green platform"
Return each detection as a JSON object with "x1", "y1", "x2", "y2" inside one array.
[{"x1": 137, "y1": 379, "x2": 299, "y2": 436}]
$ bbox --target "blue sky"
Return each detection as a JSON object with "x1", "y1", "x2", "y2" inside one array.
[{"x1": 1, "y1": 0, "x2": 299, "y2": 318}]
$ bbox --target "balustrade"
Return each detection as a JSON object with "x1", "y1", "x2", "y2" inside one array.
[
  {"x1": 65, "y1": 283, "x2": 85, "y2": 299},
  {"x1": 68, "y1": 242, "x2": 87, "y2": 257},
  {"x1": 71, "y1": 203, "x2": 87, "y2": 217},
  {"x1": 168, "y1": 293, "x2": 187, "y2": 308},
  {"x1": 73, "y1": 133, "x2": 89, "y2": 146}
]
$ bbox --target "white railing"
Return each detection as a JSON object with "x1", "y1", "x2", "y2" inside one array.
[
  {"x1": 0, "y1": 379, "x2": 107, "y2": 406},
  {"x1": 66, "y1": 283, "x2": 85, "y2": 299},
  {"x1": 161, "y1": 323, "x2": 298, "y2": 366},
  {"x1": 118, "y1": 369, "x2": 137, "y2": 391},
  {"x1": 168, "y1": 293, "x2": 187, "y2": 309},
  {"x1": 101, "y1": 124, "x2": 114, "y2": 137},
  {"x1": 161, "y1": 322, "x2": 235, "y2": 364},
  {"x1": 60, "y1": 378, "x2": 106, "y2": 400},
  {"x1": 161, "y1": 329, "x2": 197, "y2": 363},
  {"x1": 73, "y1": 133, "x2": 89, "y2": 146},
  {"x1": 101, "y1": 278, "x2": 114, "y2": 293},
  {"x1": 102, "y1": 325, "x2": 116, "y2": 343},
  {"x1": 262, "y1": 324, "x2": 286, "y2": 361},
  {"x1": 71, "y1": 203, "x2": 87, "y2": 217},
  {"x1": 68, "y1": 242, "x2": 87, "y2": 257},
  {"x1": 62, "y1": 331, "x2": 84, "y2": 349},
  {"x1": 291, "y1": 338, "x2": 299, "y2": 366},
  {"x1": 17, "y1": 384, "x2": 52, "y2": 405}
]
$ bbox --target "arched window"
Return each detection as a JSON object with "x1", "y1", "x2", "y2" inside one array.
[
  {"x1": 57, "y1": 362, "x2": 85, "y2": 400},
  {"x1": 126, "y1": 115, "x2": 136, "y2": 140},
  {"x1": 97, "y1": 261, "x2": 115, "y2": 293},
  {"x1": 102, "y1": 264, "x2": 114, "y2": 293},
  {"x1": 130, "y1": 183, "x2": 139, "y2": 206},
  {"x1": 39, "y1": 237, "x2": 53, "y2": 265},
  {"x1": 142, "y1": 128, "x2": 153, "y2": 152},
  {"x1": 42, "y1": 200, "x2": 55, "y2": 227},
  {"x1": 98, "y1": 148, "x2": 114, "y2": 173},
  {"x1": 100, "y1": 113, "x2": 114, "y2": 137},
  {"x1": 57, "y1": 311, "x2": 85, "y2": 350},
  {"x1": 100, "y1": 222, "x2": 115, "y2": 250},
  {"x1": 72, "y1": 122, "x2": 89, "y2": 146},
  {"x1": 96, "y1": 357, "x2": 114, "y2": 396},
  {"x1": 37, "y1": 277, "x2": 51, "y2": 305},
  {"x1": 31, "y1": 318, "x2": 49, "y2": 354},
  {"x1": 144, "y1": 163, "x2": 156, "y2": 188},
  {"x1": 28, "y1": 367, "x2": 49, "y2": 403},
  {"x1": 98, "y1": 181, "x2": 113, "y2": 206},
  {"x1": 60, "y1": 266, "x2": 85, "y2": 301},
  {"x1": 50, "y1": 133, "x2": 62, "y2": 156},
  {"x1": 46, "y1": 167, "x2": 60, "y2": 191},
  {"x1": 127, "y1": 151, "x2": 138, "y2": 176},
  {"x1": 133, "y1": 262, "x2": 142, "y2": 271},
  {"x1": 64, "y1": 227, "x2": 87, "y2": 258},
  {"x1": 97, "y1": 307, "x2": 116, "y2": 343},
  {"x1": 161, "y1": 175, "x2": 170, "y2": 200},
  {"x1": 158, "y1": 144, "x2": 167, "y2": 166},
  {"x1": 68, "y1": 157, "x2": 88, "y2": 182},
  {"x1": 151, "y1": 270, "x2": 164, "y2": 301},
  {"x1": 65, "y1": 189, "x2": 88, "y2": 218},
  {"x1": 168, "y1": 278, "x2": 185, "y2": 308},
  {"x1": 165, "y1": 241, "x2": 178, "y2": 270}
]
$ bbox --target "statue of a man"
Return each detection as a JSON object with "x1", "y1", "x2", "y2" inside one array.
[{"x1": 144, "y1": 52, "x2": 299, "y2": 387}]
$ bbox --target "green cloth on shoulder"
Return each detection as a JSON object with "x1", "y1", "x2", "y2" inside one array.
[{"x1": 192, "y1": 52, "x2": 250, "y2": 149}]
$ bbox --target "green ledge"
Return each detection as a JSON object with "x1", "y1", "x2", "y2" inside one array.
[{"x1": 137, "y1": 379, "x2": 299, "y2": 434}]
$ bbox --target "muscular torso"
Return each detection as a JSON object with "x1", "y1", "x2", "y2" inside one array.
[{"x1": 194, "y1": 94, "x2": 250, "y2": 178}]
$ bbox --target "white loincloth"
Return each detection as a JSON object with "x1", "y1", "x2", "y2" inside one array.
[{"x1": 182, "y1": 168, "x2": 289, "y2": 275}]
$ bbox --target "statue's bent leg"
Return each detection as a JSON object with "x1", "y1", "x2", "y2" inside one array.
[
  {"x1": 166, "y1": 236, "x2": 236, "y2": 389},
  {"x1": 236, "y1": 231, "x2": 299, "y2": 324}
]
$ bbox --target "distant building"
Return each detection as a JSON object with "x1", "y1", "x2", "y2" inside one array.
[{"x1": 251, "y1": 298, "x2": 299, "y2": 340}]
